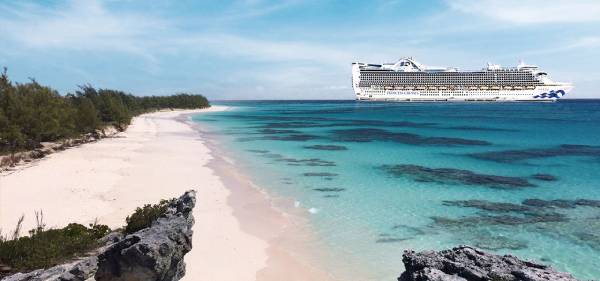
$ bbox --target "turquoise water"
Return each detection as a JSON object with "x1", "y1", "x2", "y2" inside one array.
[{"x1": 193, "y1": 101, "x2": 600, "y2": 280}]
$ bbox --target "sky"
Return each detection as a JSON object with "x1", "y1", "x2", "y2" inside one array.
[{"x1": 1, "y1": 0, "x2": 599, "y2": 100}]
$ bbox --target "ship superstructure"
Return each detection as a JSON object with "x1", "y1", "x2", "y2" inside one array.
[{"x1": 351, "y1": 58, "x2": 572, "y2": 102}]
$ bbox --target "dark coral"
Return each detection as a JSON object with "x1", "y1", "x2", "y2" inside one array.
[
  {"x1": 303, "y1": 144, "x2": 348, "y2": 151},
  {"x1": 332, "y1": 128, "x2": 490, "y2": 146},
  {"x1": 381, "y1": 164, "x2": 534, "y2": 189},
  {"x1": 470, "y1": 144, "x2": 600, "y2": 163}
]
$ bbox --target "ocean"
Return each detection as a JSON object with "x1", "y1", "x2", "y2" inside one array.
[{"x1": 192, "y1": 100, "x2": 600, "y2": 280}]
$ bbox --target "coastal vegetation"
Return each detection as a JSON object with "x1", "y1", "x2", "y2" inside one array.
[
  {"x1": 124, "y1": 198, "x2": 174, "y2": 234},
  {"x1": 0, "y1": 196, "x2": 175, "y2": 277},
  {"x1": 0, "y1": 215, "x2": 111, "y2": 275},
  {"x1": 0, "y1": 69, "x2": 209, "y2": 155}
]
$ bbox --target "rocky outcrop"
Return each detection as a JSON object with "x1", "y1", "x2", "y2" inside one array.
[
  {"x1": 2, "y1": 190, "x2": 196, "y2": 281},
  {"x1": 398, "y1": 245, "x2": 578, "y2": 281},
  {"x1": 94, "y1": 191, "x2": 195, "y2": 281}
]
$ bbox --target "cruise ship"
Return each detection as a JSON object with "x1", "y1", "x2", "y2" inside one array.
[{"x1": 351, "y1": 58, "x2": 573, "y2": 102}]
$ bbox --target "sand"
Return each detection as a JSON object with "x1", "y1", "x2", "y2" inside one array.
[
  {"x1": 0, "y1": 107, "x2": 272, "y2": 281},
  {"x1": 0, "y1": 106, "x2": 336, "y2": 281}
]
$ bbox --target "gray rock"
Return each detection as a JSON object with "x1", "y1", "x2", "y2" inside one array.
[
  {"x1": 94, "y1": 190, "x2": 196, "y2": 281},
  {"x1": 2, "y1": 190, "x2": 196, "y2": 281},
  {"x1": 398, "y1": 245, "x2": 579, "y2": 281},
  {"x1": 98, "y1": 232, "x2": 124, "y2": 246},
  {"x1": 1, "y1": 257, "x2": 97, "y2": 281}
]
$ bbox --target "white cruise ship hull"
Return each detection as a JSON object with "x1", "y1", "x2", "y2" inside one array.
[{"x1": 355, "y1": 85, "x2": 573, "y2": 102}]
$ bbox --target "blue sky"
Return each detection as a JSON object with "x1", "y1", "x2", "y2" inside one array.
[{"x1": 1, "y1": 0, "x2": 599, "y2": 99}]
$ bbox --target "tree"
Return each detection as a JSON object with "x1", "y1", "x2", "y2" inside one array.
[
  {"x1": 0, "y1": 69, "x2": 210, "y2": 154},
  {"x1": 74, "y1": 97, "x2": 100, "y2": 134}
]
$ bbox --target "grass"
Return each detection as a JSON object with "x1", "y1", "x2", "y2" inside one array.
[{"x1": 0, "y1": 212, "x2": 110, "y2": 274}]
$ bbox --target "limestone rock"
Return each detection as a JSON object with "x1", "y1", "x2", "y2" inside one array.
[
  {"x1": 1, "y1": 257, "x2": 97, "y2": 281},
  {"x1": 398, "y1": 245, "x2": 578, "y2": 281},
  {"x1": 94, "y1": 190, "x2": 196, "y2": 281}
]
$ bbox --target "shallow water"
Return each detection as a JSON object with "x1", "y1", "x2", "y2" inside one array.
[{"x1": 193, "y1": 100, "x2": 600, "y2": 280}]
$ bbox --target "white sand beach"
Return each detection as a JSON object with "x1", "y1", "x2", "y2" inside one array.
[{"x1": 0, "y1": 107, "x2": 273, "y2": 281}]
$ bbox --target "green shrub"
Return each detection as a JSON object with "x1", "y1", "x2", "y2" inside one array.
[
  {"x1": 0, "y1": 69, "x2": 210, "y2": 154},
  {"x1": 124, "y1": 199, "x2": 174, "y2": 234},
  {"x1": 0, "y1": 220, "x2": 111, "y2": 274}
]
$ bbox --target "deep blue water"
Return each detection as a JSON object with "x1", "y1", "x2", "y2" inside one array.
[{"x1": 193, "y1": 100, "x2": 600, "y2": 280}]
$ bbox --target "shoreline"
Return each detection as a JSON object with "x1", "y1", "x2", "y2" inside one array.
[
  {"x1": 0, "y1": 106, "x2": 335, "y2": 281},
  {"x1": 183, "y1": 110, "x2": 338, "y2": 281}
]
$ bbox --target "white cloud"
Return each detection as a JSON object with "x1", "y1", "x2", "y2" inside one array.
[
  {"x1": 220, "y1": 0, "x2": 301, "y2": 21},
  {"x1": 447, "y1": 0, "x2": 600, "y2": 24},
  {"x1": 0, "y1": 0, "x2": 334, "y2": 66},
  {"x1": 0, "y1": 0, "x2": 165, "y2": 61},
  {"x1": 0, "y1": 0, "x2": 432, "y2": 68},
  {"x1": 174, "y1": 34, "x2": 355, "y2": 66}
]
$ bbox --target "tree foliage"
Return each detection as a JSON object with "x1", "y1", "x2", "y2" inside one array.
[{"x1": 0, "y1": 70, "x2": 210, "y2": 153}]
